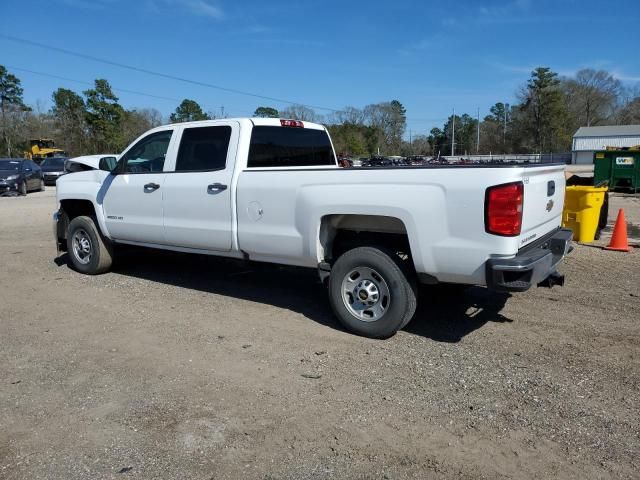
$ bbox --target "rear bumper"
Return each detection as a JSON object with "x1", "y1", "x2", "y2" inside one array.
[
  {"x1": 486, "y1": 228, "x2": 573, "y2": 292},
  {"x1": 44, "y1": 172, "x2": 64, "y2": 185}
]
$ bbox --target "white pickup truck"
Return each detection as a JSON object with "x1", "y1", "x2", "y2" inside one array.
[{"x1": 53, "y1": 118, "x2": 572, "y2": 338}]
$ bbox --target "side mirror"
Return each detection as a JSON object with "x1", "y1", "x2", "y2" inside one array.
[{"x1": 99, "y1": 156, "x2": 118, "y2": 173}]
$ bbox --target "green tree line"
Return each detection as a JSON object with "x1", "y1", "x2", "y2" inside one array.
[
  {"x1": 427, "y1": 67, "x2": 639, "y2": 157},
  {"x1": 1, "y1": 64, "x2": 638, "y2": 158}
]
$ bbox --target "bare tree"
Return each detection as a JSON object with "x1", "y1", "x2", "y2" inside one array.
[
  {"x1": 403, "y1": 134, "x2": 431, "y2": 156},
  {"x1": 329, "y1": 106, "x2": 365, "y2": 125},
  {"x1": 563, "y1": 69, "x2": 621, "y2": 126},
  {"x1": 139, "y1": 108, "x2": 164, "y2": 127},
  {"x1": 279, "y1": 104, "x2": 323, "y2": 122},
  {"x1": 616, "y1": 97, "x2": 640, "y2": 124},
  {"x1": 23, "y1": 102, "x2": 56, "y2": 147},
  {"x1": 121, "y1": 109, "x2": 165, "y2": 146},
  {"x1": 362, "y1": 101, "x2": 406, "y2": 153}
]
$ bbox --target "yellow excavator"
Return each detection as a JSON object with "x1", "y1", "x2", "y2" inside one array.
[{"x1": 24, "y1": 139, "x2": 67, "y2": 162}]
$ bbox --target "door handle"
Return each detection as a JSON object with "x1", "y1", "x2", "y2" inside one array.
[
  {"x1": 144, "y1": 182, "x2": 160, "y2": 192},
  {"x1": 207, "y1": 183, "x2": 227, "y2": 193}
]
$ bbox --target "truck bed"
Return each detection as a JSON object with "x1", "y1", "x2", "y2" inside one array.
[{"x1": 236, "y1": 163, "x2": 566, "y2": 285}]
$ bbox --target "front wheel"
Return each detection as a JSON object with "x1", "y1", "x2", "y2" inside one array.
[
  {"x1": 19, "y1": 181, "x2": 27, "y2": 195},
  {"x1": 39, "y1": 179, "x2": 45, "y2": 192},
  {"x1": 328, "y1": 246, "x2": 417, "y2": 338},
  {"x1": 66, "y1": 216, "x2": 113, "y2": 274}
]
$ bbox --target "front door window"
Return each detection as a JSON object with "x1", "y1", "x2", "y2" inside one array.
[{"x1": 119, "y1": 131, "x2": 173, "y2": 173}]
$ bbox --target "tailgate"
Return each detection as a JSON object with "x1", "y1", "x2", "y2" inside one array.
[{"x1": 519, "y1": 165, "x2": 566, "y2": 247}]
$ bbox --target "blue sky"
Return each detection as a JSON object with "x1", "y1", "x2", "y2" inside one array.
[{"x1": 1, "y1": 0, "x2": 639, "y2": 134}]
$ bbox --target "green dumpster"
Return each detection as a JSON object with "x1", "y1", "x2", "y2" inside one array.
[{"x1": 594, "y1": 149, "x2": 640, "y2": 193}]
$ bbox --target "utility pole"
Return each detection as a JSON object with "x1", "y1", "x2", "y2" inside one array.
[
  {"x1": 476, "y1": 107, "x2": 480, "y2": 154},
  {"x1": 503, "y1": 103, "x2": 507, "y2": 153},
  {"x1": 220, "y1": 106, "x2": 225, "y2": 118},
  {"x1": 409, "y1": 129, "x2": 412, "y2": 154},
  {"x1": 451, "y1": 108, "x2": 455, "y2": 157}
]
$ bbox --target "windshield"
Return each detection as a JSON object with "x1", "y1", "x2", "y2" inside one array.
[
  {"x1": 40, "y1": 157, "x2": 66, "y2": 167},
  {"x1": 0, "y1": 160, "x2": 21, "y2": 171}
]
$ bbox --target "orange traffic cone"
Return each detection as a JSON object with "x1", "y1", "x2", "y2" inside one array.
[{"x1": 604, "y1": 209, "x2": 630, "y2": 252}]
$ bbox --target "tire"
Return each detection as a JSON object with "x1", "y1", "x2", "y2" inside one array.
[
  {"x1": 328, "y1": 246, "x2": 417, "y2": 339},
  {"x1": 39, "y1": 179, "x2": 45, "y2": 192},
  {"x1": 19, "y1": 181, "x2": 27, "y2": 196},
  {"x1": 66, "y1": 216, "x2": 113, "y2": 275}
]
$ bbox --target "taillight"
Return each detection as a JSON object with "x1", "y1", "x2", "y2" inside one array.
[
  {"x1": 485, "y1": 182, "x2": 524, "y2": 236},
  {"x1": 280, "y1": 119, "x2": 304, "y2": 128}
]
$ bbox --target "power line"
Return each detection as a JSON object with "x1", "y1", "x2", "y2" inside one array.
[
  {"x1": 10, "y1": 64, "x2": 450, "y2": 126},
  {"x1": 6, "y1": 65, "x2": 182, "y2": 103},
  {"x1": 1, "y1": 34, "x2": 460, "y2": 125},
  {"x1": 451, "y1": 107, "x2": 455, "y2": 156},
  {"x1": 6, "y1": 65, "x2": 255, "y2": 118},
  {"x1": 0, "y1": 34, "x2": 342, "y2": 113},
  {"x1": 405, "y1": 117, "x2": 449, "y2": 122}
]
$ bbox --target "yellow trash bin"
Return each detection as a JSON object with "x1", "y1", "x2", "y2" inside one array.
[{"x1": 562, "y1": 186, "x2": 608, "y2": 242}]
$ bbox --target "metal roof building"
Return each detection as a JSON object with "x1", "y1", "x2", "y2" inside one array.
[{"x1": 572, "y1": 125, "x2": 640, "y2": 164}]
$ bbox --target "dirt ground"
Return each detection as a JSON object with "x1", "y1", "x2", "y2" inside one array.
[{"x1": 1, "y1": 188, "x2": 638, "y2": 480}]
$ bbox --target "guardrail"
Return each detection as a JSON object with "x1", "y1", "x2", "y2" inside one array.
[{"x1": 437, "y1": 153, "x2": 572, "y2": 164}]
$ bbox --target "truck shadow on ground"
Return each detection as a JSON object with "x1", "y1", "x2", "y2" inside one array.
[
  {"x1": 57, "y1": 248, "x2": 512, "y2": 343},
  {"x1": 406, "y1": 285, "x2": 512, "y2": 342}
]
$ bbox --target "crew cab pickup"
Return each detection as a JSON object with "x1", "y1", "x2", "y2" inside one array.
[{"x1": 53, "y1": 118, "x2": 572, "y2": 338}]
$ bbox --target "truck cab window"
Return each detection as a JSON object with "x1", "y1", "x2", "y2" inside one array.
[
  {"x1": 120, "y1": 130, "x2": 173, "y2": 173},
  {"x1": 176, "y1": 126, "x2": 231, "y2": 172},
  {"x1": 248, "y1": 127, "x2": 335, "y2": 168}
]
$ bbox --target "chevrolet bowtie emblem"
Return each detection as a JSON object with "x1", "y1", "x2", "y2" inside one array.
[{"x1": 546, "y1": 199, "x2": 554, "y2": 212}]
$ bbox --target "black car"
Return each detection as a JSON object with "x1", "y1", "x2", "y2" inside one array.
[
  {"x1": 40, "y1": 157, "x2": 68, "y2": 185},
  {"x1": 365, "y1": 156, "x2": 393, "y2": 167},
  {"x1": 0, "y1": 158, "x2": 45, "y2": 195}
]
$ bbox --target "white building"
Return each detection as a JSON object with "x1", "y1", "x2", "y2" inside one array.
[{"x1": 572, "y1": 125, "x2": 640, "y2": 164}]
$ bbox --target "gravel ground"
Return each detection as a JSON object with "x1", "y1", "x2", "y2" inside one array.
[{"x1": 1, "y1": 188, "x2": 638, "y2": 480}]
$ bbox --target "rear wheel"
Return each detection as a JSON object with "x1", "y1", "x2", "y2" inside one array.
[
  {"x1": 39, "y1": 179, "x2": 45, "y2": 191},
  {"x1": 66, "y1": 216, "x2": 113, "y2": 274},
  {"x1": 328, "y1": 246, "x2": 417, "y2": 338}
]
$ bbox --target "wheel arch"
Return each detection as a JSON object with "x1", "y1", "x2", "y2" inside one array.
[
  {"x1": 60, "y1": 198, "x2": 97, "y2": 219},
  {"x1": 318, "y1": 214, "x2": 414, "y2": 264},
  {"x1": 58, "y1": 199, "x2": 110, "y2": 243}
]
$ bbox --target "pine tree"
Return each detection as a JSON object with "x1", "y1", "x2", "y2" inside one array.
[
  {"x1": 83, "y1": 79, "x2": 125, "y2": 152},
  {"x1": 169, "y1": 99, "x2": 210, "y2": 123},
  {"x1": 0, "y1": 65, "x2": 29, "y2": 156}
]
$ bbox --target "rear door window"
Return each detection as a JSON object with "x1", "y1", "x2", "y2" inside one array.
[
  {"x1": 248, "y1": 126, "x2": 335, "y2": 168},
  {"x1": 175, "y1": 126, "x2": 232, "y2": 172}
]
